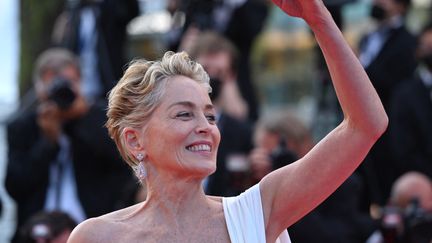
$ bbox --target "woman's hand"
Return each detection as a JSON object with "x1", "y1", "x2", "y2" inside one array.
[{"x1": 271, "y1": 0, "x2": 328, "y2": 26}]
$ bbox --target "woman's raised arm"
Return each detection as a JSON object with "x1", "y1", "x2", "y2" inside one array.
[{"x1": 260, "y1": 0, "x2": 388, "y2": 241}]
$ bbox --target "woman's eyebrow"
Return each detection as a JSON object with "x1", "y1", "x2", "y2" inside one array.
[
  {"x1": 204, "y1": 104, "x2": 215, "y2": 111},
  {"x1": 168, "y1": 101, "x2": 195, "y2": 109},
  {"x1": 168, "y1": 101, "x2": 214, "y2": 111}
]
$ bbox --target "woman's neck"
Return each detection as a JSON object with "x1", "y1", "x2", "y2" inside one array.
[
  {"x1": 143, "y1": 168, "x2": 212, "y2": 220},
  {"x1": 126, "y1": 167, "x2": 227, "y2": 241}
]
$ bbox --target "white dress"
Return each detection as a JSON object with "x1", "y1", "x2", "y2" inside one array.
[{"x1": 222, "y1": 184, "x2": 292, "y2": 243}]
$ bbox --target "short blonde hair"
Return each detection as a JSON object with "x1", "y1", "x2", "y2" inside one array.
[{"x1": 106, "y1": 51, "x2": 211, "y2": 167}]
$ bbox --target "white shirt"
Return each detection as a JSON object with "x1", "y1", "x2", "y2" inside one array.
[
  {"x1": 79, "y1": 6, "x2": 102, "y2": 103},
  {"x1": 44, "y1": 134, "x2": 86, "y2": 223}
]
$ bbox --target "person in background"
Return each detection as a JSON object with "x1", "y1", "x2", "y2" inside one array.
[
  {"x1": 359, "y1": 0, "x2": 417, "y2": 99},
  {"x1": 388, "y1": 22, "x2": 432, "y2": 179},
  {"x1": 249, "y1": 110, "x2": 310, "y2": 183},
  {"x1": 390, "y1": 172, "x2": 432, "y2": 211},
  {"x1": 366, "y1": 172, "x2": 432, "y2": 243},
  {"x1": 67, "y1": 0, "x2": 388, "y2": 241},
  {"x1": 52, "y1": 0, "x2": 139, "y2": 103},
  {"x1": 5, "y1": 48, "x2": 131, "y2": 242},
  {"x1": 17, "y1": 211, "x2": 77, "y2": 243},
  {"x1": 357, "y1": 0, "x2": 418, "y2": 208},
  {"x1": 189, "y1": 31, "x2": 249, "y2": 121}
]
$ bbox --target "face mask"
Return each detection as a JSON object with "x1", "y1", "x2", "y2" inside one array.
[
  {"x1": 370, "y1": 4, "x2": 386, "y2": 21},
  {"x1": 420, "y1": 53, "x2": 432, "y2": 70},
  {"x1": 209, "y1": 77, "x2": 222, "y2": 101}
]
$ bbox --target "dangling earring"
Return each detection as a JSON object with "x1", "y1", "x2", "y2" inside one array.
[{"x1": 135, "y1": 153, "x2": 146, "y2": 180}]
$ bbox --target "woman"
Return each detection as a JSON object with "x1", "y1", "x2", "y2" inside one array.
[{"x1": 67, "y1": 0, "x2": 388, "y2": 242}]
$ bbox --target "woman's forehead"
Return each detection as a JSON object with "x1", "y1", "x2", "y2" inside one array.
[{"x1": 161, "y1": 76, "x2": 210, "y2": 105}]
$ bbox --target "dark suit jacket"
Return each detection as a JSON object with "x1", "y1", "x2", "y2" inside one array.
[
  {"x1": 358, "y1": 23, "x2": 418, "y2": 205},
  {"x1": 389, "y1": 75, "x2": 432, "y2": 178},
  {"x1": 360, "y1": 24, "x2": 417, "y2": 110},
  {"x1": 205, "y1": 113, "x2": 253, "y2": 196},
  {"x1": 289, "y1": 174, "x2": 376, "y2": 243},
  {"x1": 5, "y1": 100, "x2": 132, "y2": 229},
  {"x1": 57, "y1": 0, "x2": 139, "y2": 98}
]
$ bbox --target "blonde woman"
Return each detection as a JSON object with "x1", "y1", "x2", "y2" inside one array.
[{"x1": 68, "y1": 0, "x2": 388, "y2": 242}]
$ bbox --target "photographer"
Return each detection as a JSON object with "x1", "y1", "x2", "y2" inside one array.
[
  {"x1": 250, "y1": 110, "x2": 376, "y2": 242},
  {"x1": 367, "y1": 172, "x2": 432, "y2": 243},
  {"x1": 248, "y1": 111, "x2": 303, "y2": 182},
  {"x1": 5, "y1": 48, "x2": 131, "y2": 242},
  {"x1": 249, "y1": 111, "x2": 312, "y2": 182}
]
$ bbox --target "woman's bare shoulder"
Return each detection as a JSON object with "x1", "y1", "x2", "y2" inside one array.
[
  {"x1": 67, "y1": 203, "x2": 143, "y2": 243},
  {"x1": 100, "y1": 202, "x2": 143, "y2": 221},
  {"x1": 67, "y1": 217, "x2": 109, "y2": 243}
]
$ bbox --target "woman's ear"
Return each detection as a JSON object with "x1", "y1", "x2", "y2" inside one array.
[{"x1": 124, "y1": 127, "x2": 144, "y2": 153}]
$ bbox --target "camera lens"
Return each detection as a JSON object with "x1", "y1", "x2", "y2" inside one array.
[{"x1": 47, "y1": 77, "x2": 76, "y2": 110}]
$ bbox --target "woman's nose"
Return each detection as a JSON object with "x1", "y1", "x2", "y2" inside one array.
[{"x1": 195, "y1": 114, "x2": 212, "y2": 134}]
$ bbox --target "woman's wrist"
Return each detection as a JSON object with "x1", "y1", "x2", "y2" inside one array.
[{"x1": 304, "y1": 6, "x2": 334, "y2": 32}]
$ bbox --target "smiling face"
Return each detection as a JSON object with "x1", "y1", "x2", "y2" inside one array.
[{"x1": 140, "y1": 75, "x2": 221, "y2": 179}]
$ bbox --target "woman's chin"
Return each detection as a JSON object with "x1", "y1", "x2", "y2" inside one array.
[
  {"x1": 187, "y1": 163, "x2": 217, "y2": 179},
  {"x1": 169, "y1": 158, "x2": 217, "y2": 179}
]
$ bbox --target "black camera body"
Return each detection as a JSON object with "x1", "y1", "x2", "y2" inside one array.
[
  {"x1": 47, "y1": 77, "x2": 76, "y2": 110},
  {"x1": 269, "y1": 139, "x2": 297, "y2": 170},
  {"x1": 404, "y1": 200, "x2": 432, "y2": 243},
  {"x1": 380, "y1": 200, "x2": 432, "y2": 243}
]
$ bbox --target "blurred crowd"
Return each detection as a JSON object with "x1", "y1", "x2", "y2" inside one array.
[{"x1": 2, "y1": 0, "x2": 432, "y2": 242}]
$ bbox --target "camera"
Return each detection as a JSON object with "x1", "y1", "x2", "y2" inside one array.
[
  {"x1": 379, "y1": 199, "x2": 432, "y2": 243},
  {"x1": 269, "y1": 139, "x2": 297, "y2": 170},
  {"x1": 47, "y1": 77, "x2": 76, "y2": 110},
  {"x1": 404, "y1": 199, "x2": 432, "y2": 243}
]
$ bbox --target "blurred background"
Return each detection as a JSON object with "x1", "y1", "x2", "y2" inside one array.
[{"x1": 1, "y1": 0, "x2": 432, "y2": 242}]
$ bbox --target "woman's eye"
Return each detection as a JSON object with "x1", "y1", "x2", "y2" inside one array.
[
  {"x1": 176, "y1": 112, "x2": 192, "y2": 119},
  {"x1": 206, "y1": 114, "x2": 216, "y2": 123}
]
